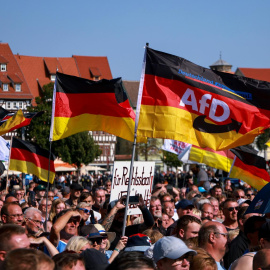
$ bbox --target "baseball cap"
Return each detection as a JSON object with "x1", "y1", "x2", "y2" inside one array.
[
  {"x1": 124, "y1": 233, "x2": 151, "y2": 252},
  {"x1": 80, "y1": 248, "x2": 108, "y2": 270},
  {"x1": 153, "y1": 236, "x2": 197, "y2": 263},
  {"x1": 80, "y1": 224, "x2": 107, "y2": 240},
  {"x1": 94, "y1": 224, "x2": 116, "y2": 244},
  {"x1": 36, "y1": 184, "x2": 46, "y2": 191},
  {"x1": 176, "y1": 199, "x2": 194, "y2": 210},
  {"x1": 237, "y1": 198, "x2": 251, "y2": 206}
]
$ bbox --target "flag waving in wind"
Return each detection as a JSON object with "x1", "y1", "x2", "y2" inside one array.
[
  {"x1": 0, "y1": 107, "x2": 43, "y2": 136},
  {"x1": 9, "y1": 138, "x2": 55, "y2": 183},
  {"x1": 136, "y1": 47, "x2": 270, "y2": 151},
  {"x1": 230, "y1": 146, "x2": 270, "y2": 190},
  {"x1": 50, "y1": 72, "x2": 138, "y2": 142}
]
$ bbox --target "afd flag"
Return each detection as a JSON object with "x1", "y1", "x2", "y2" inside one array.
[{"x1": 136, "y1": 47, "x2": 270, "y2": 151}]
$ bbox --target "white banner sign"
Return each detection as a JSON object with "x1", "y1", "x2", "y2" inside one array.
[
  {"x1": 110, "y1": 161, "x2": 155, "y2": 215},
  {"x1": 162, "y1": 139, "x2": 191, "y2": 155}
]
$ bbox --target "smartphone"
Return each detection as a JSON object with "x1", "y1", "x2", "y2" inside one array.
[
  {"x1": 167, "y1": 185, "x2": 174, "y2": 195},
  {"x1": 122, "y1": 195, "x2": 140, "y2": 205}
]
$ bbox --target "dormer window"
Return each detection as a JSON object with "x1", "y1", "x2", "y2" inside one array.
[
  {"x1": 89, "y1": 67, "x2": 101, "y2": 81},
  {"x1": 51, "y1": 74, "x2": 56, "y2": 81},
  {"x1": 3, "y1": 84, "x2": 8, "y2": 91},
  {"x1": 1, "y1": 64, "x2": 6, "y2": 72},
  {"x1": 15, "y1": 84, "x2": 21, "y2": 92}
]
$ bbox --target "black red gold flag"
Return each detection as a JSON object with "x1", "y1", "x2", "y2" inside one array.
[
  {"x1": 136, "y1": 47, "x2": 270, "y2": 151},
  {"x1": 9, "y1": 138, "x2": 55, "y2": 183},
  {"x1": 0, "y1": 107, "x2": 43, "y2": 136},
  {"x1": 50, "y1": 72, "x2": 139, "y2": 142},
  {"x1": 230, "y1": 146, "x2": 270, "y2": 190}
]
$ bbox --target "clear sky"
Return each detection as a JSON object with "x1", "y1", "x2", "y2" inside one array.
[{"x1": 2, "y1": 0, "x2": 270, "y2": 81}]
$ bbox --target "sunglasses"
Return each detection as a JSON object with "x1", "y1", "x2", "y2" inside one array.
[
  {"x1": 79, "y1": 208, "x2": 91, "y2": 214},
  {"x1": 226, "y1": 206, "x2": 240, "y2": 211},
  {"x1": 90, "y1": 238, "x2": 104, "y2": 245},
  {"x1": 68, "y1": 218, "x2": 80, "y2": 224}
]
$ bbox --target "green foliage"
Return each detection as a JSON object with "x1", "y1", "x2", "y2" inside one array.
[
  {"x1": 256, "y1": 128, "x2": 270, "y2": 151},
  {"x1": 161, "y1": 150, "x2": 182, "y2": 169},
  {"x1": 19, "y1": 82, "x2": 101, "y2": 168},
  {"x1": 136, "y1": 138, "x2": 161, "y2": 161}
]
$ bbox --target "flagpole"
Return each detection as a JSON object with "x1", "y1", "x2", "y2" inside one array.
[
  {"x1": 227, "y1": 155, "x2": 237, "y2": 178},
  {"x1": 122, "y1": 43, "x2": 148, "y2": 237},
  {"x1": 6, "y1": 135, "x2": 13, "y2": 193},
  {"x1": 44, "y1": 140, "x2": 53, "y2": 232}
]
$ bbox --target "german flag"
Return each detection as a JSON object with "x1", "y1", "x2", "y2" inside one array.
[
  {"x1": 9, "y1": 138, "x2": 55, "y2": 183},
  {"x1": 50, "y1": 72, "x2": 138, "y2": 142},
  {"x1": 137, "y1": 47, "x2": 270, "y2": 151},
  {"x1": 189, "y1": 145, "x2": 235, "y2": 173},
  {"x1": 230, "y1": 146, "x2": 270, "y2": 190},
  {"x1": 0, "y1": 107, "x2": 43, "y2": 136}
]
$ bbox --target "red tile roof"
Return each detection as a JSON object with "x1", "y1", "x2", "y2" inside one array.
[
  {"x1": 73, "y1": 55, "x2": 112, "y2": 80},
  {"x1": 235, "y1": 68, "x2": 270, "y2": 82},
  {"x1": 0, "y1": 43, "x2": 33, "y2": 101}
]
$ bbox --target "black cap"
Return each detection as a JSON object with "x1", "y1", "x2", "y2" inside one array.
[{"x1": 80, "y1": 248, "x2": 108, "y2": 270}]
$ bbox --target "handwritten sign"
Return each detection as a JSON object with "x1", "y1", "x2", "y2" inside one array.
[{"x1": 110, "y1": 161, "x2": 155, "y2": 215}]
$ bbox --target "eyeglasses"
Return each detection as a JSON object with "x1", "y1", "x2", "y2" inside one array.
[
  {"x1": 226, "y1": 206, "x2": 240, "y2": 211},
  {"x1": 246, "y1": 194, "x2": 254, "y2": 197},
  {"x1": 79, "y1": 208, "x2": 91, "y2": 214},
  {"x1": 214, "y1": 232, "x2": 228, "y2": 238},
  {"x1": 236, "y1": 196, "x2": 245, "y2": 199},
  {"x1": 67, "y1": 218, "x2": 80, "y2": 224},
  {"x1": 6, "y1": 214, "x2": 23, "y2": 219},
  {"x1": 27, "y1": 217, "x2": 43, "y2": 226}
]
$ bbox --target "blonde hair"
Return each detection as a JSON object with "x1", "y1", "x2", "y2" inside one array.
[
  {"x1": 49, "y1": 198, "x2": 66, "y2": 222},
  {"x1": 66, "y1": 236, "x2": 91, "y2": 253},
  {"x1": 190, "y1": 248, "x2": 217, "y2": 270},
  {"x1": 142, "y1": 229, "x2": 163, "y2": 244},
  {"x1": 192, "y1": 208, "x2": 202, "y2": 218}
]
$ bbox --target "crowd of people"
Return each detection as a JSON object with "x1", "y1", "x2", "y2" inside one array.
[{"x1": 0, "y1": 164, "x2": 268, "y2": 270}]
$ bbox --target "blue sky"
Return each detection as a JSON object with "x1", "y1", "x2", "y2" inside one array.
[{"x1": 2, "y1": 1, "x2": 270, "y2": 81}]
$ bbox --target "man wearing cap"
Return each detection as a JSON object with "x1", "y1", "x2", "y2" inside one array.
[
  {"x1": 198, "y1": 221, "x2": 228, "y2": 270},
  {"x1": 166, "y1": 199, "x2": 194, "y2": 236},
  {"x1": 65, "y1": 183, "x2": 83, "y2": 208},
  {"x1": 35, "y1": 184, "x2": 46, "y2": 200},
  {"x1": 153, "y1": 236, "x2": 196, "y2": 270}
]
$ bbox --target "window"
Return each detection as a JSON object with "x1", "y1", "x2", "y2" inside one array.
[
  {"x1": 1, "y1": 64, "x2": 6, "y2": 72},
  {"x1": 3, "y1": 84, "x2": 8, "y2": 91},
  {"x1": 51, "y1": 74, "x2": 56, "y2": 81},
  {"x1": 7, "y1": 102, "x2": 11, "y2": 109},
  {"x1": 15, "y1": 84, "x2": 21, "y2": 92},
  {"x1": 19, "y1": 102, "x2": 23, "y2": 109}
]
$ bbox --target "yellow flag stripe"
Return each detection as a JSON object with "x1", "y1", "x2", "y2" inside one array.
[{"x1": 9, "y1": 159, "x2": 55, "y2": 184}]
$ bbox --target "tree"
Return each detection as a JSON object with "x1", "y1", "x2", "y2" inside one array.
[
  {"x1": 256, "y1": 128, "x2": 270, "y2": 152},
  {"x1": 19, "y1": 82, "x2": 101, "y2": 168},
  {"x1": 161, "y1": 151, "x2": 182, "y2": 170},
  {"x1": 136, "y1": 138, "x2": 161, "y2": 161}
]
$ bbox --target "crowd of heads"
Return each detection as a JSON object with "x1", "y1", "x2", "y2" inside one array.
[{"x1": 0, "y1": 168, "x2": 268, "y2": 270}]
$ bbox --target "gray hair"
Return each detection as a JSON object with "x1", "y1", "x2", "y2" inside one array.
[
  {"x1": 77, "y1": 202, "x2": 91, "y2": 209},
  {"x1": 194, "y1": 198, "x2": 211, "y2": 210},
  {"x1": 24, "y1": 207, "x2": 42, "y2": 218}
]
